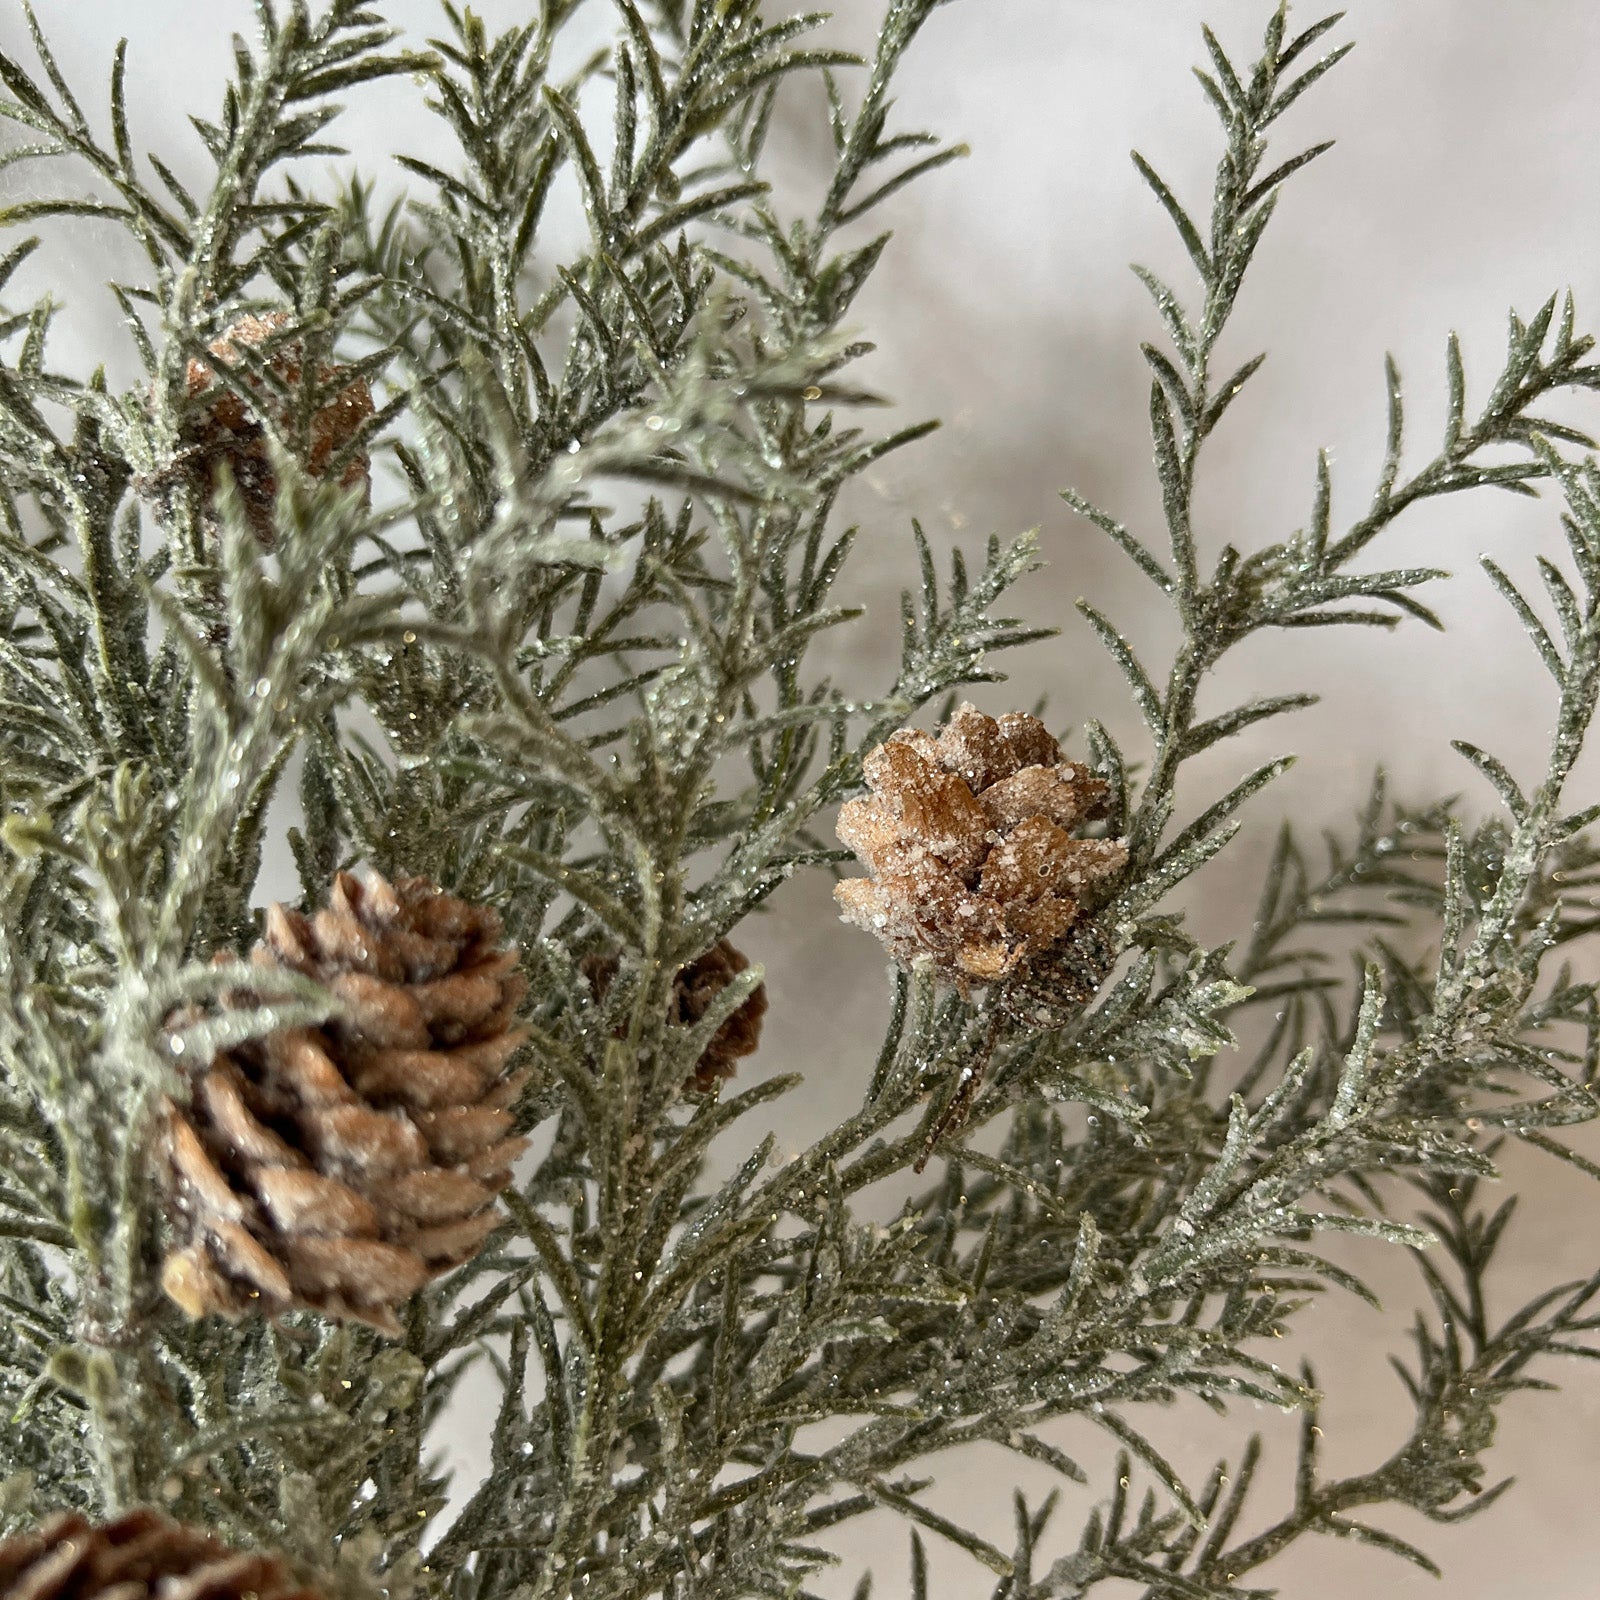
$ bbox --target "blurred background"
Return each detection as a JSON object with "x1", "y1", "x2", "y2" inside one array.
[{"x1": 7, "y1": 1, "x2": 1600, "y2": 1593}]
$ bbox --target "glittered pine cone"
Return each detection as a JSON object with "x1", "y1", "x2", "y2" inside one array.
[
  {"x1": 173, "y1": 312, "x2": 374, "y2": 542},
  {"x1": 834, "y1": 704, "x2": 1127, "y2": 991},
  {"x1": 160, "y1": 871, "x2": 529, "y2": 1333},
  {"x1": 0, "y1": 1510, "x2": 322, "y2": 1600},
  {"x1": 582, "y1": 939, "x2": 768, "y2": 1092}
]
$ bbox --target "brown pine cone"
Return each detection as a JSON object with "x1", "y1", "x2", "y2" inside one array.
[
  {"x1": 672, "y1": 941, "x2": 768, "y2": 1091},
  {"x1": 160, "y1": 871, "x2": 529, "y2": 1333},
  {"x1": 0, "y1": 1510, "x2": 321, "y2": 1600},
  {"x1": 582, "y1": 940, "x2": 768, "y2": 1092},
  {"x1": 177, "y1": 312, "x2": 374, "y2": 542},
  {"x1": 835, "y1": 704, "x2": 1126, "y2": 991}
]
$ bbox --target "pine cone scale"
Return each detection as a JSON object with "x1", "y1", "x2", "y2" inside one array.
[
  {"x1": 325, "y1": 972, "x2": 430, "y2": 1047},
  {"x1": 977, "y1": 764, "x2": 1108, "y2": 832},
  {"x1": 416, "y1": 1104, "x2": 518, "y2": 1163},
  {"x1": 251, "y1": 1169, "x2": 379, "y2": 1237},
  {"x1": 455, "y1": 1028, "x2": 530, "y2": 1074},
  {"x1": 261, "y1": 1032, "x2": 357, "y2": 1108},
  {"x1": 207, "y1": 1221, "x2": 293, "y2": 1302},
  {"x1": 410, "y1": 959, "x2": 521, "y2": 1028},
  {"x1": 464, "y1": 1138, "x2": 527, "y2": 1186},
  {"x1": 166, "y1": 1119, "x2": 251, "y2": 1223},
  {"x1": 8, "y1": 1539, "x2": 84, "y2": 1600},
  {"x1": 195, "y1": 1065, "x2": 304, "y2": 1166},
  {"x1": 383, "y1": 1169, "x2": 494, "y2": 1224},
  {"x1": 406, "y1": 1210, "x2": 501, "y2": 1265},
  {"x1": 260, "y1": 903, "x2": 315, "y2": 969},
  {"x1": 304, "y1": 1104, "x2": 431, "y2": 1176},
  {"x1": 346, "y1": 1049, "x2": 487, "y2": 1110},
  {"x1": 278, "y1": 1236, "x2": 430, "y2": 1303}
]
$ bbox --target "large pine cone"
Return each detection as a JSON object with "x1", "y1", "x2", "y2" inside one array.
[
  {"x1": 0, "y1": 1511, "x2": 321, "y2": 1600},
  {"x1": 835, "y1": 704, "x2": 1126, "y2": 990},
  {"x1": 160, "y1": 872, "x2": 529, "y2": 1332},
  {"x1": 177, "y1": 312, "x2": 374, "y2": 542}
]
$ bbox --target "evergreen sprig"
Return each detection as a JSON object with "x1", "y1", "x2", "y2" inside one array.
[{"x1": 1, "y1": 3, "x2": 1599, "y2": 1598}]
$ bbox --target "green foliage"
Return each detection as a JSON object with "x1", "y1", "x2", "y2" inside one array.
[{"x1": 2, "y1": 3, "x2": 1600, "y2": 1598}]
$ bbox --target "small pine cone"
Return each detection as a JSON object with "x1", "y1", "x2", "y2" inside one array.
[
  {"x1": 673, "y1": 941, "x2": 768, "y2": 1091},
  {"x1": 835, "y1": 704, "x2": 1127, "y2": 990},
  {"x1": 176, "y1": 312, "x2": 374, "y2": 542},
  {"x1": 581, "y1": 940, "x2": 768, "y2": 1092},
  {"x1": 160, "y1": 871, "x2": 530, "y2": 1333},
  {"x1": 0, "y1": 1510, "x2": 321, "y2": 1600}
]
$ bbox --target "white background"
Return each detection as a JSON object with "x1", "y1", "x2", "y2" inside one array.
[{"x1": 6, "y1": 2, "x2": 1600, "y2": 1594}]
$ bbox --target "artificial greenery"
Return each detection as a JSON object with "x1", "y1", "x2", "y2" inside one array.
[{"x1": 1, "y1": 1, "x2": 1599, "y2": 1596}]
